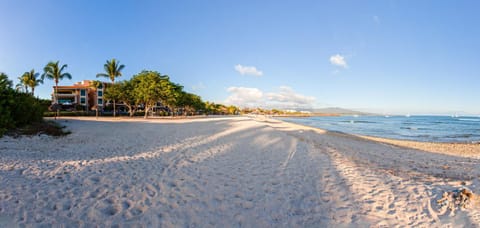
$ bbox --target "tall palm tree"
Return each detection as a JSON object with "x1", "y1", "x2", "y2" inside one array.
[
  {"x1": 96, "y1": 58, "x2": 125, "y2": 117},
  {"x1": 16, "y1": 73, "x2": 29, "y2": 93},
  {"x1": 24, "y1": 69, "x2": 43, "y2": 96},
  {"x1": 42, "y1": 61, "x2": 72, "y2": 119}
]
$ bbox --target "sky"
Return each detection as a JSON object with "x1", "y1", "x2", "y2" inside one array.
[{"x1": 1, "y1": 0, "x2": 479, "y2": 115}]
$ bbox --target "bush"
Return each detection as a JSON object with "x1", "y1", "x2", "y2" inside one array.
[
  {"x1": 0, "y1": 88, "x2": 46, "y2": 136},
  {"x1": 0, "y1": 88, "x2": 15, "y2": 135},
  {"x1": 12, "y1": 93, "x2": 45, "y2": 126}
]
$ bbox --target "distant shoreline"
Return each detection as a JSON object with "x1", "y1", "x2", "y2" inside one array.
[{"x1": 265, "y1": 116, "x2": 480, "y2": 158}]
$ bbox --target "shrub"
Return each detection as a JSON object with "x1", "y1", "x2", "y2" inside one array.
[
  {"x1": 0, "y1": 88, "x2": 15, "y2": 135},
  {"x1": 0, "y1": 88, "x2": 46, "y2": 136},
  {"x1": 11, "y1": 93, "x2": 45, "y2": 126}
]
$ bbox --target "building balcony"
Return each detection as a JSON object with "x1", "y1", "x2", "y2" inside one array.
[{"x1": 55, "y1": 93, "x2": 76, "y2": 97}]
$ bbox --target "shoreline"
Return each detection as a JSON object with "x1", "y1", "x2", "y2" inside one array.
[{"x1": 271, "y1": 117, "x2": 480, "y2": 158}]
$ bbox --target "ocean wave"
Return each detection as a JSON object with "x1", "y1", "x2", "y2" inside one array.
[
  {"x1": 444, "y1": 134, "x2": 474, "y2": 139},
  {"x1": 458, "y1": 118, "x2": 480, "y2": 122},
  {"x1": 340, "y1": 120, "x2": 376, "y2": 124},
  {"x1": 400, "y1": 127, "x2": 429, "y2": 130}
]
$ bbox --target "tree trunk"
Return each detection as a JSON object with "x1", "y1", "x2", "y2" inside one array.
[
  {"x1": 54, "y1": 82, "x2": 58, "y2": 120},
  {"x1": 144, "y1": 105, "x2": 149, "y2": 119},
  {"x1": 113, "y1": 100, "x2": 116, "y2": 117},
  {"x1": 127, "y1": 104, "x2": 135, "y2": 117}
]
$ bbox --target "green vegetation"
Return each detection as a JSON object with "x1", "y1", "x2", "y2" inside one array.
[
  {"x1": 42, "y1": 61, "x2": 72, "y2": 119},
  {"x1": 96, "y1": 59, "x2": 125, "y2": 117},
  {"x1": 102, "y1": 70, "x2": 236, "y2": 118},
  {"x1": 18, "y1": 69, "x2": 44, "y2": 96},
  {"x1": 0, "y1": 72, "x2": 67, "y2": 137},
  {"x1": 1, "y1": 59, "x2": 240, "y2": 136}
]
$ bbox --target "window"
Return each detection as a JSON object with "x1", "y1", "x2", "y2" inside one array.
[
  {"x1": 98, "y1": 84, "x2": 103, "y2": 89},
  {"x1": 80, "y1": 89, "x2": 86, "y2": 96},
  {"x1": 97, "y1": 90, "x2": 103, "y2": 96},
  {"x1": 80, "y1": 98, "x2": 86, "y2": 104},
  {"x1": 98, "y1": 99, "x2": 103, "y2": 105}
]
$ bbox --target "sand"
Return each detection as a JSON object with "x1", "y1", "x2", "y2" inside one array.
[{"x1": 0, "y1": 116, "x2": 479, "y2": 227}]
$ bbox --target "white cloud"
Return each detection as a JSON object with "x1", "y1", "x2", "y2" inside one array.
[
  {"x1": 329, "y1": 54, "x2": 348, "y2": 68},
  {"x1": 225, "y1": 87, "x2": 264, "y2": 107},
  {"x1": 266, "y1": 86, "x2": 316, "y2": 108},
  {"x1": 234, "y1": 64, "x2": 263, "y2": 76},
  {"x1": 225, "y1": 86, "x2": 315, "y2": 109}
]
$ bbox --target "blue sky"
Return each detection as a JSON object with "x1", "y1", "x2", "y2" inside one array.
[{"x1": 1, "y1": 0, "x2": 479, "y2": 115}]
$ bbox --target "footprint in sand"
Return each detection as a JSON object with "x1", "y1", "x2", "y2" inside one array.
[
  {"x1": 104, "y1": 204, "x2": 121, "y2": 216},
  {"x1": 144, "y1": 184, "x2": 157, "y2": 198}
]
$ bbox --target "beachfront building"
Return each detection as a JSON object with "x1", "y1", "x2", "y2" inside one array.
[{"x1": 52, "y1": 80, "x2": 108, "y2": 111}]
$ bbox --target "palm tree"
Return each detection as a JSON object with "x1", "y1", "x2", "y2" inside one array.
[
  {"x1": 96, "y1": 59, "x2": 124, "y2": 117},
  {"x1": 16, "y1": 73, "x2": 29, "y2": 93},
  {"x1": 24, "y1": 69, "x2": 43, "y2": 96},
  {"x1": 42, "y1": 61, "x2": 72, "y2": 120},
  {"x1": 89, "y1": 80, "x2": 102, "y2": 119}
]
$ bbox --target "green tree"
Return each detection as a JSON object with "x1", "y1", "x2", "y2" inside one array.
[
  {"x1": 179, "y1": 92, "x2": 204, "y2": 116},
  {"x1": 0, "y1": 73, "x2": 12, "y2": 89},
  {"x1": 132, "y1": 71, "x2": 171, "y2": 118},
  {"x1": 204, "y1": 101, "x2": 215, "y2": 115},
  {"x1": 227, "y1": 105, "x2": 239, "y2": 115},
  {"x1": 104, "y1": 82, "x2": 122, "y2": 115},
  {"x1": 96, "y1": 58, "x2": 125, "y2": 117},
  {"x1": 164, "y1": 82, "x2": 183, "y2": 116},
  {"x1": 215, "y1": 104, "x2": 227, "y2": 115},
  {"x1": 24, "y1": 69, "x2": 43, "y2": 96},
  {"x1": 117, "y1": 80, "x2": 138, "y2": 117},
  {"x1": 42, "y1": 61, "x2": 72, "y2": 120}
]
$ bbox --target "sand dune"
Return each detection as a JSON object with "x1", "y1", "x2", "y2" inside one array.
[{"x1": 0, "y1": 116, "x2": 479, "y2": 226}]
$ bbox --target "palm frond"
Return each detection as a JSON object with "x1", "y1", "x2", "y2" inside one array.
[
  {"x1": 61, "y1": 72, "x2": 72, "y2": 80},
  {"x1": 117, "y1": 64, "x2": 125, "y2": 74},
  {"x1": 59, "y1": 64, "x2": 68, "y2": 73},
  {"x1": 96, "y1": 73, "x2": 109, "y2": 78}
]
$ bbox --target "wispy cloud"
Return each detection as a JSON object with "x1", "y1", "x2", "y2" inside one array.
[
  {"x1": 266, "y1": 86, "x2": 316, "y2": 108},
  {"x1": 329, "y1": 54, "x2": 348, "y2": 68},
  {"x1": 191, "y1": 82, "x2": 206, "y2": 91},
  {"x1": 225, "y1": 86, "x2": 315, "y2": 109},
  {"x1": 234, "y1": 64, "x2": 263, "y2": 76}
]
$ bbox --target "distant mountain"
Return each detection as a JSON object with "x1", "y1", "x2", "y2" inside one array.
[{"x1": 304, "y1": 107, "x2": 373, "y2": 115}]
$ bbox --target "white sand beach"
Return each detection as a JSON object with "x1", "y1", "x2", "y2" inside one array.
[{"x1": 1, "y1": 116, "x2": 479, "y2": 227}]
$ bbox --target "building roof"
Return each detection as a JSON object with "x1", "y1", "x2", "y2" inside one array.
[{"x1": 53, "y1": 80, "x2": 110, "y2": 89}]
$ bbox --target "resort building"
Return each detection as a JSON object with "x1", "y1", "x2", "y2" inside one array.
[{"x1": 52, "y1": 80, "x2": 108, "y2": 111}]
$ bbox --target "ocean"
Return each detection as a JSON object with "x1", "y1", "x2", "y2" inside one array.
[{"x1": 278, "y1": 115, "x2": 480, "y2": 143}]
